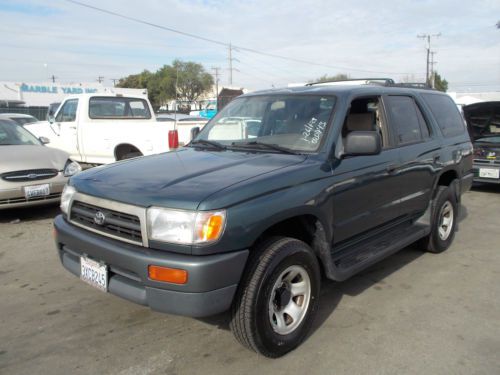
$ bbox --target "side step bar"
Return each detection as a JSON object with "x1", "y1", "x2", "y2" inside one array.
[{"x1": 329, "y1": 223, "x2": 430, "y2": 281}]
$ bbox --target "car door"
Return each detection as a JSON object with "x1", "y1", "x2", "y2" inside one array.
[
  {"x1": 383, "y1": 95, "x2": 438, "y2": 217},
  {"x1": 331, "y1": 95, "x2": 402, "y2": 244},
  {"x1": 53, "y1": 99, "x2": 81, "y2": 160}
]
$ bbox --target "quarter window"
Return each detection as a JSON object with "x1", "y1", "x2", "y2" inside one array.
[
  {"x1": 385, "y1": 96, "x2": 422, "y2": 145},
  {"x1": 422, "y1": 93, "x2": 465, "y2": 138}
]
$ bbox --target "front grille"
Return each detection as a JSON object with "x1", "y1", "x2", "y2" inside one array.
[
  {"x1": 1, "y1": 169, "x2": 59, "y2": 182},
  {"x1": 0, "y1": 192, "x2": 61, "y2": 205},
  {"x1": 70, "y1": 201, "x2": 143, "y2": 244}
]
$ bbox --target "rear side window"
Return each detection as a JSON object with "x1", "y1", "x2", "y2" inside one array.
[
  {"x1": 89, "y1": 97, "x2": 151, "y2": 119},
  {"x1": 422, "y1": 93, "x2": 464, "y2": 137},
  {"x1": 385, "y1": 96, "x2": 422, "y2": 144}
]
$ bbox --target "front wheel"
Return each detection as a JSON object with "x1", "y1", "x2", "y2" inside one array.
[{"x1": 230, "y1": 237, "x2": 321, "y2": 358}]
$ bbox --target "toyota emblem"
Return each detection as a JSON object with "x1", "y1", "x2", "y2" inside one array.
[{"x1": 94, "y1": 211, "x2": 106, "y2": 225}]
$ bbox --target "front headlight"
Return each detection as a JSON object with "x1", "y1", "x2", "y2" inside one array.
[
  {"x1": 63, "y1": 160, "x2": 82, "y2": 177},
  {"x1": 147, "y1": 207, "x2": 226, "y2": 245},
  {"x1": 60, "y1": 185, "x2": 76, "y2": 215}
]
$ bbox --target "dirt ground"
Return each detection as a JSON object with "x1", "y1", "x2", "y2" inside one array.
[{"x1": 1, "y1": 185, "x2": 499, "y2": 375}]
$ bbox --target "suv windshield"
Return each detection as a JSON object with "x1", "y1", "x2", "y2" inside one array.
[
  {"x1": 0, "y1": 120, "x2": 41, "y2": 146},
  {"x1": 195, "y1": 95, "x2": 335, "y2": 152}
]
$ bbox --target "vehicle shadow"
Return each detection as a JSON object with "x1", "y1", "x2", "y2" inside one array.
[
  {"x1": 199, "y1": 246, "x2": 425, "y2": 336},
  {"x1": 471, "y1": 183, "x2": 500, "y2": 194},
  {"x1": 0, "y1": 204, "x2": 60, "y2": 224},
  {"x1": 198, "y1": 202, "x2": 471, "y2": 341}
]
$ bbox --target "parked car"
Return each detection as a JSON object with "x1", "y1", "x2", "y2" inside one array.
[
  {"x1": 0, "y1": 113, "x2": 39, "y2": 126},
  {"x1": 463, "y1": 101, "x2": 500, "y2": 184},
  {"x1": 25, "y1": 93, "x2": 182, "y2": 164},
  {"x1": 0, "y1": 119, "x2": 81, "y2": 209},
  {"x1": 54, "y1": 82, "x2": 472, "y2": 357}
]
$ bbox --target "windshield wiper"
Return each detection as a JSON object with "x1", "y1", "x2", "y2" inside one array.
[
  {"x1": 231, "y1": 141, "x2": 297, "y2": 154},
  {"x1": 189, "y1": 139, "x2": 227, "y2": 150}
]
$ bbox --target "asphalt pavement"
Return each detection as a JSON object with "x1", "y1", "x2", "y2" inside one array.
[{"x1": 1, "y1": 185, "x2": 499, "y2": 375}]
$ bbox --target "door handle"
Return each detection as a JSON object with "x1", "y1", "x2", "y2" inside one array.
[{"x1": 69, "y1": 125, "x2": 77, "y2": 130}]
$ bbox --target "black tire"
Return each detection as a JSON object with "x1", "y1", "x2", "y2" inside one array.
[
  {"x1": 230, "y1": 237, "x2": 321, "y2": 358},
  {"x1": 420, "y1": 185, "x2": 458, "y2": 253}
]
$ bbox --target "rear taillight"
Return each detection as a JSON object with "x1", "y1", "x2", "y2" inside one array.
[{"x1": 169, "y1": 130, "x2": 179, "y2": 149}]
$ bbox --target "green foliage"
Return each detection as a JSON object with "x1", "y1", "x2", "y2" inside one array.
[
  {"x1": 116, "y1": 61, "x2": 214, "y2": 110},
  {"x1": 433, "y1": 72, "x2": 448, "y2": 92},
  {"x1": 313, "y1": 73, "x2": 349, "y2": 83}
]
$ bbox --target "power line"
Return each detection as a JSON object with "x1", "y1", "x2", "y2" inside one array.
[{"x1": 64, "y1": 0, "x2": 416, "y2": 75}]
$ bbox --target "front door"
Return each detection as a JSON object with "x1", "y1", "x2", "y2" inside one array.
[
  {"x1": 53, "y1": 99, "x2": 80, "y2": 161},
  {"x1": 331, "y1": 95, "x2": 402, "y2": 244}
]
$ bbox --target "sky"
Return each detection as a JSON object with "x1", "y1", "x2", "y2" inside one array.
[{"x1": 0, "y1": 0, "x2": 499, "y2": 92}]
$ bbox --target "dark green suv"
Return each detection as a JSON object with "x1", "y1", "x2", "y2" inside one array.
[{"x1": 54, "y1": 82, "x2": 473, "y2": 357}]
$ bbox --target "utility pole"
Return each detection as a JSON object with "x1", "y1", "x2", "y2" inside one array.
[
  {"x1": 417, "y1": 33, "x2": 441, "y2": 86},
  {"x1": 228, "y1": 43, "x2": 233, "y2": 86},
  {"x1": 97, "y1": 76, "x2": 104, "y2": 84},
  {"x1": 211, "y1": 67, "x2": 220, "y2": 99},
  {"x1": 227, "y1": 43, "x2": 239, "y2": 86},
  {"x1": 110, "y1": 78, "x2": 119, "y2": 87},
  {"x1": 51, "y1": 75, "x2": 57, "y2": 83},
  {"x1": 430, "y1": 51, "x2": 437, "y2": 89}
]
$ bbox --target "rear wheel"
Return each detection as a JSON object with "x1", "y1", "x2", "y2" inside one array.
[
  {"x1": 420, "y1": 185, "x2": 458, "y2": 253},
  {"x1": 230, "y1": 237, "x2": 320, "y2": 358}
]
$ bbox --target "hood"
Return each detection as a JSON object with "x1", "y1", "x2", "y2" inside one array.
[
  {"x1": 0, "y1": 145, "x2": 69, "y2": 174},
  {"x1": 463, "y1": 101, "x2": 500, "y2": 141},
  {"x1": 71, "y1": 147, "x2": 307, "y2": 210}
]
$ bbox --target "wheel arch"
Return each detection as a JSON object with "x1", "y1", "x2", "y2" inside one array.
[
  {"x1": 250, "y1": 212, "x2": 335, "y2": 280},
  {"x1": 114, "y1": 143, "x2": 143, "y2": 160}
]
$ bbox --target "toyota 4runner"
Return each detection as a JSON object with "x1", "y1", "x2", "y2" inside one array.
[{"x1": 54, "y1": 81, "x2": 473, "y2": 357}]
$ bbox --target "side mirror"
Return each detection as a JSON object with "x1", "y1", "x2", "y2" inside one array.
[
  {"x1": 344, "y1": 131, "x2": 381, "y2": 156},
  {"x1": 39, "y1": 136, "x2": 50, "y2": 145},
  {"x1": 190, "y1": 126, "x2": 200, "y2": 140},
  {"x1": 48, "y1": 115, "x2": 55, "y2": 124}
]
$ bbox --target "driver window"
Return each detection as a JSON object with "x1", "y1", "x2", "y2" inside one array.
[
  {"x1": 341, "y1": 96, "x2": 389, "y2": 149},
  {"x1": 56, "y1": 99, "x2": 78, "y2": 122}
]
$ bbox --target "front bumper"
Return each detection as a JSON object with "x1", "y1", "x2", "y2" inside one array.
[
  {"x1": 0, "y1": 174, "x2": 67, "y2": 209},
  {"x1": 54, "y1": 215, "x2": 248, "y2": 317},
  {"x1": 472, "y1": 161, "x2": 500, "y2": 184}
]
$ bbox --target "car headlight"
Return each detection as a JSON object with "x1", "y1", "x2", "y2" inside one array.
[
  {"x1": 147, "y1": 207, "x2": 226, "y2": 245},
  {"x1": 64, "y1": 160, "x2": 82, "y2": 177},
  {"x1": 60, "y1": 185, "x2": 76, "y2": 215}
]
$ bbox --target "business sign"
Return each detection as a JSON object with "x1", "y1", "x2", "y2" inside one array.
[{"x1": 20, "y1": 84, "x2": 98, "y2": 95}]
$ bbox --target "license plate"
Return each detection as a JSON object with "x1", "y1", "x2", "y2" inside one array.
[
  {"x1": 80, "y1": 256, "x2": 108, "y2": 292},
  {"x1": 479, "y1": 168, "x2": 500, "y2": 179},
  {"x1": 24, "y1": 184, "x2": 50, "y2": 199}
]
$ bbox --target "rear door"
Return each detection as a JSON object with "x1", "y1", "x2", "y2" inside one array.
[{"x1": 383, "y1": 94, "x2": 439, "y2": 217}]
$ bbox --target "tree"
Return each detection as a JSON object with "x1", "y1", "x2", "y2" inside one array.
[
  {"x1": 172, "y1": 60, "x2": 214, "y2": 102},
  {"x1": 116, "y1": 70, "x2": 153, "y2": 89},
  {"x1": 313, "y1": 73, "x2": 349, "y2": 83},
  {"x1": 433, "y1": 71, "x2": 448, "y2": 92},
  {"x1": 116, "y1": 61, "x2": 213, "y2": 110}
]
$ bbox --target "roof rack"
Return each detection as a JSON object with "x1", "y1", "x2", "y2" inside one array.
[
  {"x1": 306, "y1": 78, "x2": 395, "y2": 86},
  {"x1": 306, "y1": 78, "x2": 435, "y2": 90}
]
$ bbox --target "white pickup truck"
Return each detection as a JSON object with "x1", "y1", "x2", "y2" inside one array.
[{"x1": 25, "y1": 93, "x2": 198, "y2": 164}]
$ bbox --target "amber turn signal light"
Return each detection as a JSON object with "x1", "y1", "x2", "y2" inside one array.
[{"x1": 148, "y1": 265, "x2": 188, "y2": 284}]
